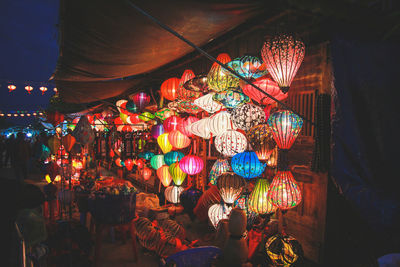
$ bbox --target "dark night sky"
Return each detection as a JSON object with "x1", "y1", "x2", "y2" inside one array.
[{"x1": 0, "y1": 0, "x2": 59, "y2": 126}]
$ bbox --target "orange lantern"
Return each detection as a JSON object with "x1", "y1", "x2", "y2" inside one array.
[
  {"x1": 136, "y1": 158, "x2": 144, "y2": 169},
  {"x1": 25, "y1": 85, "x2": 33, "y2": 94},
  {"x1": 157, "y1": 165, "x2": 172, "y2": 187},
  {"x1": 53, "y1": 87, "x2": 58, "y2": 93},
  {"x1": 39, "y1": 86, "x2": 48, "y2": 95},
  {"x1": 62, "y1": 134, "x2": 76, "y2": 152},
  {"x1": 142, "y1": 167, "x2": 152, "y2": 181},
  {"x1": 161, "y1": 77, "x2": 180, "y2": 101},
  {"x1": 157, "y1": 133, "x2": 173, "y2": 154},
  {"x1": 115, "y1": 158, "x2": 123, "y2": 167},
  {"x1": 46, "y1": 111, "x2": 64, "y2": 127},
  {"x1": 8, "y1": 85, "x2": 16, "y2": 92},
  {"x1": 168, "y1": 130, "x2": 190, "y2": 149}
]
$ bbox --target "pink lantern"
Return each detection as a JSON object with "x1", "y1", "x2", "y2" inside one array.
[
  {"x1": 242, "y1": 77, "x2": 288, "y2": 105},
  {"x1": 168, "y1": 130, "x2": 191, "y2": 149},
  {"x1": 179, "y1": 155, "x2": 204, "y2": 175},
  {"x1": 163, "y1": 116, "x2": 183, "y2": 133},
  {"x1": 132, "y1": 92, "x2": 151, "y2": 111},
  {"x1": 178, "y1": 116, "x2": 199, "y2": 137}
]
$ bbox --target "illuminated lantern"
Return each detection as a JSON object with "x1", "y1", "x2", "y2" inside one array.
[
  {"x1": 39, "y1": 86, "x2": 48, "y2": 95},
  {"x1": 217, "y1": 172, "x2": 245, "y2": 205},
  {"x1": 242, "y1": 77, "x2": 287, "y2": 105},
  {"x1": 157, "y1": 165, "x2": 173, "y2": 187},
  {"x1": 125, "y1": 158, "x2": 134, "y2": 171},
  {"x1": 179, "y1": 155, "x2": 204, "y2": 175},
  {"x1": 178, "y1": 116, "x2": 199, "y2": 137},
  {"x1": 186, "y1": 118, "x2": 211, "y2": 139},
  {"x1": 268, "y1": 171, "x2": 302, "y2": 210},
  {"x1": 265, "y1": 234, "x2": 303, "y2": 266},
  {"x1": 142, "y1": 167, "x2": 152, "y2": 180},
  {"x1": 209, "y1": 159, "x2": 231, "y2": 185},
  {"x1": 157, "y1": 133, "x2": 173, "y2": 154},
  {"x1": 224, "y1": 55, "x2": 267, "y2": 79},
  {"x1": 246, "y1": 124, "x2": 276, "y2": 161},
  {"x1": 161, "y1": 77, "x2": 180, "y2": 101},
  {"x1": 8, "y1": 85, "x2": 16, "y2": 92},
  {"x1": 126, "y1": 114, "x2": 141, "y2": 124},
  {"x1": 94, "y1": 119, "x2": 107, "y2": 131},
  {"x1": 231, "y1": 103, "x2": 266, "y2": 131},
  {"x1": 135, "y1": 159, "x2": 144, "y2": 169},
  {"x1": 150, "y1": 155, "x2": 165, "y2": 170},
  {"x1": 53, "y1": 87, "x2": 58, "y2": 93},
  {"x1": 120, "y1": 112, "x2": 128, "y2": 123},
  {"x1": 155, "y1": 108, "x2": 177, "y2": 121},
  {"x1": 163, "y1": 116, "x2": 182, "y2": 132},
  {"x1": 116, "y1": 99, "x2": 128, "y2": 113},
  {"x1": 213, "y1": 87, "x2": 250, "y2": 109},
  {"x1": 168, "y1": 130, "x2": 190, "y2": 149},
  {"x1": 137, "y1": 138, "x2": 146, "y2": 150},
  {"x1": 248, "y1": 178, "x2": 277, "y2": 215},
  {"x1": 151, "y1": 124, "x2": 164, "y2": 139},
  {"x1": 115, "y1": 158, "x2": 124, "y2": 167},
  {"x1": 114, "y1": 116, "x2": 123, "y2": 126},
  {"x1": 208, "y1": 203, "x2": 232, "y2": 229},
  {"x1": 261, "y1": 34, "x2": 305, "y2": 93},
  {"x1": 207, "y1": 53, "x2": 239, "y2": 92},
  {"x1": 208, "y1": 111, "x2": 236, "y2": 136},
  {"x1": 178, "y1": 69, "x2": 201, "y2": 100},
  {"x1": 132, "y1": 92, "x2": 151, "y2": 111},
  {"x1": 169, "y1": 163, "x2": 187, "y2": 186},
  {"x1": 165, "y1": 185, "x2": 184, "y2": 204},
  {"x1": 193, "y1": 93, "x2": 223, "y2": 114},
  {"x1": 267, "y1": 147, "x2": 278, "y2": 168},
  {"x1": 267, "y1": 110, "x2": 303, "y2": 150},
  {"x1": 25, "y1": 85, "x2": 33, "y2": 94},
  {"x1": 138, "y1": 151, "x2": 155, "y2": 160},
  {"x1": 126, "y1": 100, "x2": 138, "y2": 113},
  {"x1": 139, "y1": 112, "x2": 155, "y2": 121},
  {"x1": 183, "y1": 75, "x2": 209, "y2": 93},
  {"x1": 174, "y1": 99, "x2": 202, "y2": 114},
  {"x1": 214, "y1": 130, "x2": 247, "y2": 157},
  {"x1": 62, "y1": 134, "x2": 76, "y2": 152},
  {"x1": 46, "y1": 111, "x2": 64, "y2": 127},
  {"x1": 231, "y1": 151, "x2": 266, "y2": 179},
  {"x1": 164, "y1": 151, "x2": 184, "y2": 166}
]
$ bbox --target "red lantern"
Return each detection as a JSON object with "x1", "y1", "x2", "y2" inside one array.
[
  {"x1": 8, "y1": 85, "x2": 16, "y2": 92},
  {"x1": 242, "y1": 77, "x2": 287, "y2": 105},
  {"x1": 161, "y1": 77, "x2": 180, "y2": 101},
  {"x1": 127, "y1": 114, "x2": 140, "y2": 124},
  {"x1": 25, "y1": 85, "x2": 33, "y2": 94},
  {"x1": 178, "y1": 116, "x2": 199, "y2": 137},
  {"x1": 132, "y1": 92, "x2": 151, "y2": 111},
  {"x1": 115, "y1": 158, "x2": 123, "y2": 167},
  {"x1": 136, "y1": 158, "x2": 144, "y2": 169},
  {"x1": 142, "y1": 167, "x2": 152, "y2": 181},
  {"x1": 39, "y1": 86, "x2": 48, "y2": 95},
  {"x1": 109, "y1": 149, "x2": 115, "y2": 158},
  {"x1": 168, "y1": 130, "x2": 191, "y2": 149},
  {"x1": 163, "y1": 116, "x2": 182, "y2": 133},
  {"x1": 125, "y1": 158, "x2": 134, "y2": 171},
  {"x1": 114, "y1": 117, "x2": 123, "y2": 125},
  {"x1": 46, "y1": 111, "x2": 64, "y2": 127},
  {"x1": 62, "y1": 134, "x2": 76, "y2": 152},
  {"x1": 179, "y1": 155, "x2": 204, "y2": 175},
  {"x1": 268, "y1": 170, "x2": 302, "y2": 210}
]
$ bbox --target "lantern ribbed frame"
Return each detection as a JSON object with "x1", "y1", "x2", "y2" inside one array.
[
  {"x1": 265, "y1": 234, "x2": 302, "y2": 266},
  {"x1": 266, "y1": 147, "x2": 278, "y2": 168},
  {"x1": 209, "y1": 159, "x2": 231, "y2": 185},
  {"x1": 214, "y1": 129, "x2": 247, "y2": 157},
  {"x1": 161, "y1": 77, "x2": 180, "y2": 101},
  {"x1": 208, "y1": 203, "x2": 232, "y2": 229},
  {"x1": 242, "y1": 77, "x2": 288, "y2": 105},
  {"x1": 268, "y1": 170, "x2": 302, "y2": 210},
  {"x1": 132, "y1": 92, "x2": 150, "y2": 111},
  {"x1": 231, "y1": 103, "x2": 266, "y2": 131},
  {"x1": 165, "y1": 185, "x2": 184, "y2": 204},
  {"x1": 267, "y1": 110, "x2": 303, "y2": 150},
  {"x1": 248, "y1": 178, "x2": 277, "y2": 215},
  {"x1": 193, "y1": 93, "x2": 223, "y2": 114},
  {"x1": 208, "y1": 111, "x2": 236, "y2": 136},
  {"x1": 179, "y1": 155, "x2": 204, "y2": 175},
  {"x1": 163, "y1": 116, "x2": 183, "y2": 133},
  {"x1": 224, "y1": 55, "x2": 267, "y2": 79},
  {"x1": 169, "y1": 163, "x2": 187, "y2": 186},
  {"x1": 246, "y1": 124, "x2": 276, "y2": 161},
  {"x1": 157, "y1": 133, "x2": 173, "y2": 154},
  {"x1": 231, "y1": 151, "x2": 266, "y2": 179},
  {"x1": 164, "y1": 151, "x2": 184, "y2": 166},
  {"x1": 207, "y1": 53, "x2": 239, "y2": 92},
  {"x1": 178, "y1": 116, "x2": 199, "y2": 137},
  {"x1": 168, "y1": 130, "x2": 191, "y2": 149},
  {"x1": 178, "y1": 69, "x2": 201, "y2": 100},
  {"x1": 186, "y1": 118, "x2": 211, "y2": 139},
  {"x1": 217, "y1": 172, "x2": 245, "y2": 205},
  {"x1": 157, "y1": 165, "x2": 173, "y2": 187}
]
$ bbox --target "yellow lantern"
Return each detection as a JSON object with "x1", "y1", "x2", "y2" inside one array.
[
  {"x1": 169, "y1": 162, "x2": 187, "y2": 186},
  {"x1": 157, "y1": 133, "x2": 173, "y2": 153},
  {"x1": 207, "y1": 53, "x2": 239, "y2": 92},
  {"x1": 168, "y1": 130, "x2": 191, "y2": 149},
  {"x1": 248, "y1": 178, "x2": 277, "y2": 215}
]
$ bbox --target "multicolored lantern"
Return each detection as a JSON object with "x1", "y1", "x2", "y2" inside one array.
[
  {"x1": 115, "y1": 158, "x2": 124, "y2": 167},
  {"x1": 214, "y1": 130, "x2": 247, "y2": 157},
  {"x1": 151, "y1": 124, "x2": 164, "y2": 139},
  {"x1": 231, "y1": 103, "x2": 266, "y2": 131},
  {"x1": 242, "y1": 77, "x2": 287, "y2": 105},
  {"x1": 268, "y1": 171, "x2": 302, "y2": 210},
  {"x1": 213, "y1": 87, "x2": 250, "y2": 109},
  {"x1": 178, "y1": 116, "x2": 199, "y2": 137},
  {"x1": 209, "y1": 159, "x2": 231, "y2": 185},
  {"x1": 168, "y1": 130, "x2": 191, "y2": 149},
  {"x1": 183, "y1": 75, "x2": 209, "y2": 93},
  {"x1": 208, "y1": 203, "x2": 232, "y2": 229},
  {"x1": 248, "y1": 178, "x2": 277, "y2": 215},
  {"x1": 132, "y1": 92, "x2": 151, "y2": 111},
  {"x1": 231, "y1": 151, "x2": 266, "y2": 179},
  {"x1": 150, "y1": 155, "x2": 165, "y2": 170},
  {"x1": 224, "y1": 55, "x2": 267, "y2": 79},
  {"x1": 265, "y1": 234, "x2": 303, "y2": 266},
  {"x1": 165, "y1": 185, "x2": 184, "y2": 204},
  {"x1": 178, "y1": 69, "x2": 201, "y2": 100},
  {"x1": 155, "y1": 108, "x2": 177, "y2": 121},
  {"x1": 157, "y1": 165, "x2": 173, "y2": 187},
  {"x1": 174, "y1": 100, "x2": 202, "y2": 114},
  {"x1": 193, "y1": 93, "x2": 223, "y2": 114},
  {"x1": 142, "y1": 167, "x2": 152, "y2": 181},
  {"x1": 161, "y1": 77, "x2": 180, "y2": 101},
  {"x1": 208, "y1": 111, "x2": 236, "y2": 137},
  {"x1": 246, "y1": 124, "x2": 276, "y2": 161},
  {"x1": 179, "y1": 155, "x2": 204, "y2": 175},
  {"x1": 169, "y1": 163, "x2": 187, "y2": 186},
  {"x1": 164, "y1": 151, "x2": 185, "y2": 166},
  {"x1": 267, "y1": 110, "x2": 303, "y2": 150},
  {"x1": 139, "y1": 112, "x2": 155, "y2": 122},
  {"x1": 116, "y1": 99, "x2": 128, "y2": 113},
  {"x1": 207, "y1": 53, "x2": 239, "y2": 92},
  {"x1": 217, "y1": 172, "x2": 245, "y2": 205},
  {"x1": 186, "y1": 118, "x2": 211, "y2": 139},
  {"x1": 261, "y1": 34, "x2": 305, "y2": 93},
  {"x1": 163, "y1": 116, "x2": 182, "y2": 133},
  {"x1": 157, "y1": 133, "x2": 173, "y2": 154}
]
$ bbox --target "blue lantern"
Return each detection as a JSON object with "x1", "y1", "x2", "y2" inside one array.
[
  {"x1": 138, "y1": 151, "x2": 155, "y2": 160},
  {"x1": 231, "y1": 151, "x2": 266, "y2": 179},
  {"x1": 164, "y1": 151, "x2": 185, "y2": 166}
]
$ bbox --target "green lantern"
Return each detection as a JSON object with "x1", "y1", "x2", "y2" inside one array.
[
  {"x1": 169, "y1": 162, "x2": 187, "y2": 186},
  {"x1": 207, "y1": 53, "x2": 239, "y2": 92},
  {"x1": 139, "y1": 112, "x2": 155, "y2": 122},
  {"x1": 150, "y1": 155, "x2": 165, "y2": 170}
]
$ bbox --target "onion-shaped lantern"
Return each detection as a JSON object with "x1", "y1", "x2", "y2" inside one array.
[
  {"x1": 168, "y1": 130, "x2": 191, "y2": 149},
  {"x1": 186, "y1": 118, "x2": 211, "y2": 139},
  {"x1": 231, "y1": 103, "x2": 266, "y2": 131},
  {"x1": 267, "y1": 110, "x2": 303, "y2": 150},
  {"x1": 157, "y1": 165, "x2": 173, "y2": 187},
  {"x1": 164, "y1": 151, "x2": 184, "y2": 166},
  {"x1": 242, "y1": 77, "x2": 288, "y2": 105},
  {"x1": 246, "y1": 124, "x2": 276, "y2": 161},
  {"x1": 161, "y1": 77, "x2": 180, "y2": 101},
  {"x1": 165, "y1": 185, "x2": 184, "y2": 204},
  {"x1": 142, "y1": 167, "x2": 152, "y2": 181},
  {"x1": 178, "y1": 69, "x2": 201, "y2": 100},
  {"x1": 139, "y1": 112, "x2": 155, "y2": 122},
  {"x1": 217, "y1": 172, "x2": 245, "y2": 205},
  {"x1": 151, "y1": 124, "x2": 164, "y2": 139},
  {"x1": 183, "y1": 75, "x2": 209, "y2": 93},
  {"x1": 179, "y1": 155, "x2": 204, "y2": 175},
  {"x1": 261, "y1": 34, "x2": 305, "y2": 93},
  {"x1": 207, "y1": 53, "x2": 239, "y2": 92},
  {"x1": 150, "y1": 155, "x2": 165, "y2": 170},
  {"x1": 212, "y1": 87, "x2": 250, "y2": 109},
  {"x1": 224, "y1": 55, "x2": 268, "y2": 79},
  {"x1": 193, "y1": 93, "x2": 223, "y2": 114},
  {"x1": 163, "y1": 116, "x2": 183, "y2": 133},
  {"x1": 178, "y1": 116, "x2": 199, "y2": 137},
  {"x1": 132, "y1": 92, "x2": 151, "y2": 111},
  {"x1": 214, "y1": 129, "x2": 247, "y2": 157},
  {"x1": 209, "y1": 159, "x2": 231, "y2": 185},
  {"x1": 231, "y1": 151, "x2": 266, "y2": 179},
  {"x1": 208, "y1": 203, "x2": 232, "y2": 229},
  {"x1": 268, "y1": 171, "x2": 302, "y2": 210},
  {"x1": 265, "y1": 234, "x2": 303, "y2": 266},
  {"x1": 248, "y1": 178, "x2": 277, "y2": 215},
  {"x1": 169, "y1": 163, "x2": 187, "y2": 186},
  {"x1": 208, "y1": 111, "x2": 236, "y2": 137},
  {"x1": 157, "y1": 133, "x2": 173, "y2": 154}
]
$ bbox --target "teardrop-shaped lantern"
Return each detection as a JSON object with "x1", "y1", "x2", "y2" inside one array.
[
  {"x1": 208, "y1": 111, "x2": 236, "y2": 136},
  {"x1": 132, "y1": 92, "x2": 151, "y2": 111},
  {"x1": 169, "y1": 163, "x2": 187, "y2": 186},
  {"x1": 207, "y1": 53, "x2": 239, "y2": 92},
  {"x1": 224, "y1": 55, "x2": 268, "y2": 79},
  {"x1": 267, "y1": 110, "x2": 303, "y2": 150},
  {"x1": 242, "y1": 77, "x2": 288, "y2": 105},
  {"x1": 231, "y1": 151, "x2": 266, "y2": 179},
  {"x1": 161, "y1": 77, "x2": 180, "y2": 101},
  {"x1": 178, "y1": 69, "x2": 202, "y2": 100},
  {"x1": 268, "y1": 170, "x2": 302, "y2": 210},
  {"x1": 157, "y1": 165, "x2": 173, "y2": 187},
  {"x1": 208, "y1": 203, "x2": 232, "y2": 229},
  {"x1": 163, "y1": 116, "x2": 183, "y2": 133},
  {"x1": 150, "y1": 155, "x2": 165, "y2": 170},
  {"x1": 142, "y1": 167, "x2": 152, "y2": 181},
  {"x1": 248, "y1": 178, "x2": 277, "y2": 215},
  {"x1": 246, "y1": 124, "x2": 276, "y2": 161},
  {"x1": 261, "y1": 34, "x2": 305, "y2": 93},
  {"x1": 178, "y1": 116, "x2": 199, "y2": 137},
  {"x1": 186, "y1": 118, "x2": 211, "y2": 139},
  {"x1": 165, "y1": 185, "x2": 184, "y2": 204},
  {"x1": 209, "y1": 159, "x2": 232, "y2": 185},
  {"x1": 214, "y1": 129, "x2": 247, "y2": 157},
  {"x1": 151, "y1": 124, "x2": 164, "y2": 139},
  {"x1": 217, "y1": 172, "x2": 245, "y2": 205},
  {"x1": 212, "y1": 87, "x2": 250, "y2": 109},
  {"x1": 157, "y1": 133, "x2": 173, "y2": 154},
  {"x1": 164, "y1": 151, "x2": 185, "y2": 166},
  {"x1": 231, "y1": 103, "x2": 266, "y2": 131},
  {"x1": 168, "y1": 130, "x2": 191, "y2": 149},
  {"x1": 179, "y1": 155, "x2": 204, "y2": 175},
  {"x1": 193, "y1": 93, "x2": 223, "y2": 114}
]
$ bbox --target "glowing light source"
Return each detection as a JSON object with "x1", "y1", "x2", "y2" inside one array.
[
  {"x1": 214, "y1": 129, "x2": 247, "y2": 157},
  {"x1": 165, "y1": 185, "x2": 184, "y2": 204},
  {"x1": 217, "y1": 172, "x2": 245, "y2": 205},
  {"x1": 209, "y1": 159, "x2": 231, "y2": 185},
  {"x1": 168, "y1": 130, "x2": 191, "y2": 149},
  {"x1": 268, "y1": 171, "x2": 302, "y2": 210},
  {"x1": 248, "y1": 178, "x2": 277, "y2": 215},
  {"x1": 150, "y1": 155, "x2": 165, "y2": 170},
  {"x1": 242, "y1": 77, "x2": 287, "y2": 105},
  {"x1": 161, "y1": 77, "x2": 180, "y2": 101},
  {"x1": 164, "y1": 151, "x2": 185, "y2": 166},
  {"x1": 231, "y1": 103, "x2": 266, "y2": 131},
  {"x1": 208, "y1": 203, "x2": 232, "y2": 229},
  {"x1": 267, "y1": 110, "x2": 303, "y2": 150},
  {"x1": 157, "y1": 133, "x2": 173, "y2": 154},
  {"x1": 246, "y1": 124, "x2": 276, "y2": 161},
  {"x1": 207, "y1": 53, "x2": 239, "y2": 92},
  {"x1": 179, "y1": 155, "x2": 204, "y2": 175},
  {"x1": 39, "y1": 86, "x2": 48, "y2": 95},
  {"x1": 163, "y1": 116, "x2": 183, "y2": 133},
  {"x1": 8, "y1": 85, "x2": 16, "y2": 92},
  {"x1": 231, "y1": 151, "x2": 266, "y2": 179},
  {"x1": 169, "y1": 163, "x2": 187, "y2": 186},
  {"x1": 157, "y1": 165, "x2": 173, "y2": 187},
  {"x1": 25, "y1": 86, "x2": 33, "y2": 94},
  {"x1": 208, "y1": 111, "x2": 236, "y2": 136}
]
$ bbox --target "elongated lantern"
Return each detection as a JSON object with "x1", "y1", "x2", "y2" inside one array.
[
  {"x1": 168, "y1": 130, "x2": 191, "y2": 149},
  {"x1": 161, "y1": 77, "x2": 180, "y2": 101},
  {"x1": 231, "y1": 103, "x2": 266, "y2": 131},
  {"x1": 165, "y1": 185, "x2": 184, "y2": 204},
  {"x1": 242, "y1": 77, "x2": 287, "y2": 105},
  {"x1": 231, "y1": 151, "x2": 266, "y2": 179},
  {"x1": 246, "y1": 124, "x2": 276, "y2": 161},
  {"x1": 178, "y1": 116, "x2": 199, "y2": 137},
  {"x1": 157, "y1": 133, "x2": 173, "y2": 153},
  {"x1": 169, "y1": 163, "x2": 187, "y2": 186},
  {"x1": 164, "y1": 151, "x2": 185, "y2": 166},
  {"x1": 186, "y1": 117, "x2": 211, "y2": 139},
  {"x1": 157, "y1": 165, "x2": 173, "y2": 187},
  {"x1": 179, "y1": 155, "x2": 204, "y2": 175},
  {"x1": 193, "y1": 93, "x2": 223, "y2": 114},
  {"x1": 208, "y1": 203, "x2": 232, "y2": 229},
  {"x1": 209, "y1": 159, "x2": 231, "y2": 185},
  {"x1": 248, "y1": 178, "x2": 277, "y2": 215},
  {"x1": 217, "y1": 172, "x2": 245, "y2": 205},
  {"x1": 163, "y1": 116, "x2": 182, "y2": 133},
  {"x1": 208, "y1": 111, "x2": 235, "y2": 136},
  {"x1": 224, "y1": 55, "x2": 267, "y2": 79},
  {"x1": 207, "y1": 53, "x2": 239, "y2": 92},
  {"x1": 268, "y1": 170, "x2": 302, "y2": 210},
  {"x1": 261, "y1": 34, "x2": 305, "y2": 93},
  {"x1": 267, "y1": 110, "x2": 303, "y2": 150},
  {"x1": 150, "y1": 155, "x2": 165, "y2": 170},
  {"x1": 214, "y1": 129, "x2": 247, "y2": 157}
]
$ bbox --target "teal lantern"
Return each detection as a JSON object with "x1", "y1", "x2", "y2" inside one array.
[
  {"x1": 212, "y1": 87, "x2": 250, "y2": 109},
  {"x1": 231, "y1": 151, "x2": 266, "y2": 179},
  {"x1": 224, "y1": 55, "x2": 268, "y2": 79},
  {"x1": 164, "y1": 151, "x2": 185, "y2": 166},
  {"x1": 126, "y1": 100, "x2": 138, "y2": 113},
  {"x1": 139, "y1": 151, "x2": 155, "y2": 160},
  {"x1": 150, "y1": 155, "x2": 165, "y2": 170}
]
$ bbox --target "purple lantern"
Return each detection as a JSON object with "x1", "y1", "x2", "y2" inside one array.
[
  {"x1": 151, "y1": 124, "x2": 164, "y2": 139},
  {"x1": 132, "y1": 92, "x2": 150, "y2": 111}
]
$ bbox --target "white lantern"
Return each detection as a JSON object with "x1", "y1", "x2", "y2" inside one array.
[
  {"x1": 186, "y1": 117, "x2": 211, "y2": 139},
  {"x1": 208, "y1": 111, "x2": 236, "y2": 137},
  {"x1": 116, "y1": 99, "x2": 128, "y2": 113},
  {"x1": 94, "y1": 119, "x2": 106, "y2": 131},
  {"x1": 231, "y1": 103, "x2": 266, "y2": 131},
  {"x1": 164, "y1": 185, "x2": 184, "y2": 204},
  {"x1": 193, "y1": 93, "x2": 223, "y2": 113},
  {"x1": 214, "y1": 130, "x2": 247, "y2": 157},
  {"x1": 208, "y1": 203, "x2": 232, "y2": 229}
]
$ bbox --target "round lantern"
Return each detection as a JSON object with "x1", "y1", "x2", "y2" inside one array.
[
  {"x1": 183, "y1": 75, "x2": 209, "y2": 93},
  {"x1": 168, "y1": 130, "x2": 191, "y2": 149},
  {"x1": 165, "y1": 185, "x2": 184, "y2": 204},
  {"x1": 207, "y1": 53, "x2": 239, "y2": 92},
  {"x1": 179, "y1": 155, "x2": 204, "y2": 175},
  {"x1": 193, "y1": 185, "x2": 221, "y2": 222},
  {"x1": 242, "y1": 77, "x2": 288, "y2": 105},
  {"x1": 212, "y1": 87, "x2": 250, "y2": 109},
  {"x1": 178, "y1": 116, "x2": 199, "y2": 137},
  {"x1": 246, "y1": 124, "x2": 276, "y2": 161},
  {"x1": 248, "y1": 178, "x2": 277, "y2": 215},
  {"x1": 231, "y1": 103, "x2": 266, "y2": 131},
  {"x1": 268, "y1": 171, "x2": 302, "y2": 210},
  {"x1": 151, "y1": 124, "x2": 164, "y2": 139},
  {"x1": 178, "y1": 69, "x2": 201, "y2": 100},
  {"x1": 163, "y1": 116, "x2": 183, "y2": 133},
  {"x1": 224, "y1": 55, "x2": 268, "y2": 79},
  {"x1": 208, "y1": 111, "x2": 236, "y2": 137},
  {"x1": 217, "y1": 172, "x2": 245, "y2": 205},
  {"x1": 141, "y1": 167, "x2": 152, "y2": 181},
  {"x1": 193, "y1": 93, "x2": 223, "y2": 114},
  {"x1": 132, "y1": 92, "x2": 151, "y2": 111},
  {"x1": 231, "y1": 151, "x2": 266, "y2": 179},
  {"x1": 267, "y1": 110, "x2": 303, "y2": 150},
  {"x1": 214, "y1": 130, "x2": 247, "y2": 157},
  {"x1": 209, "y1": 159, "x2": 231, "y2": 185},
  {"x1": 161, "y1": 77, "x2": 180, "y2": 101},
  {"x1": 150, "y1": 155, "x2": 165, "y2": 170},
  {"x1": 169, "y1": 163, "x2": 187, "y2": 186},
  {"x1": 265, "y1": 234, "x2": 303, "y2": 266},
  {"x1": 261, "y1": 34, "x2": 305, "y2": 93},
  {"x1": 124, "y1": 158, "x2": 134, "y2": 171},
  {"x1": 157, "y1": 165, "x2": 173, "y2": 187},
  {"x1": 208, "y1": 203, "x2": 232, "y2": 229},
  {"x1": 136, "y1": 158, "x2": 145, "y2": 169},
  {"x1": 157, "y1": 133, "x2": 173, "y2": 154},
  {"x1": 186, "y1": 118, "x2": 211, "y2": 139},
  {"x1": 164, "y1": 151, "x2": 185, "y2": 166}
]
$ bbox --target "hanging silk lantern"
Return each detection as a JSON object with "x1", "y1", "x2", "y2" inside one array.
[
  {"x1": 39, "y1": 86, "x2": 48, "y2": 95},
  {"x1": 208, "y1": 111, "x2": 236, "y2": 136},
  {"x1": 207, "y1": 53, "x2": 239, "y2": 92},
  {"x1": 132, "y1": 92, "x2": 151, "y2": 111},
  {"x1": 248, "y1": 178, "x2": 277, "y2": 215},
  {"x1": 186, "y1": 118, "x2": 211, "y2": 139},
  {"x1": 151, "y1": 124, "x2": 164, "y2": 139},
  {"x1": 164, "y1": 151, "x2": 185, "y2": 166},
  {"x1": 214, "y1": 129, "x2": 247, "y2": 157},
  {"x1": 213, "y1": 87, "x2": 250, "y2": 109},
  {"x1": 178, "y1": 116, "x2": 199, "y2": 137},
  {"x1": 126, "y1": 114, "x2": 141, "y2": 124},
  {"x1": 193, "y1": 93, "x2": 223, "y2": 114},
  {"x1": 266, "y1": 147, "x2": 278, "y2": 168},
  {"x1": 94, "y1": 119, "x2": 107, "y2": 131},
  {"x1": 209, "y1": 159, "x2": 231, "y2": 185},
  {"x1": 178, "y1": 69, "x2": 201, "y2": 100},
  {"x1": 163, "y1": 116, "x2": 182, "y2": 133},
  {"x1": 217, "y1": 172, "x2": 245, "y2": 205},
  {"x1": 139, "y1": 112, "x2": 155, "y2": 122},
  {"x1": 246, "y1": 124, "x2": 276, "y2": 161},
  {"x1": 119, "y1": 112, "x2": 129, "y2": 123},
  {"x1": 157, "y1": 165, "x2": 173, "y2": 187},
  {"x1": 231, "y1": 103, "x2": 266, "y2": 131},
  {"x1": 265, "y1": 234, "x2": 303, "y2": 266},
  {"x1": 116, "y1": 99, "x2": 128, "y2": 113},
  {"x1": 150, "y1": 155, "x2": 165, "y2": 170},
  {"x1": 142, "y1": 167, "x2": 152, "y2": 181},
  {"x1": 8, "y1": 85, "x2": 16, "y2": 92},
  {"x1": 61, "y1": 134, "x2": 76, "y2": 152},
  {"x1": 231, "y1": 151, "x2": 266, "y2": 179},
  {"x1": 268, "y1": 171, "x2": 302, "y2": 210},
  {"x1": 25, "y1": 85, "x2": 33, "y2": 94},
  {"x1": 208, "y1": 203, "x2": 232, "y2": 229},
  {"x1": 155, "y1": 108, "x2": 177, "y2": 121},
  {"x1": 125, "y1": 100, "x2": 138, "y2": 113},
  {"x1": 261, "y1": 34, "x2": 305, "y2": 93},
  {"x1": 183, "y1": 75, "x2": 209, "y2": 93},
  {"x1": 169, "y1": 163, "x2": 187, "y2": 186},
  {"x1": 161, "y1": 77, "x2": 180, "y2": 101},
  {"x1": 267, "y1": 110, "x2": 303, "y2": 150},
  {"x1": 167, "y1": 130, "x2": 190, "y2": 149},
  {"x1": 224, "y1": 55, "x2": 268, "y2": 79},
  {"x1": 179, "y1": 155, "x2": 204, "y2": 175},
  {"x1": 242, "y1": 77, "x2": 287, "y2": 105},
  {"x1": 115, "y1": 158, "x2": 124, "y2": 167},
  {"x1": 165, "y1": 185, "x2": 184, "y2": 204},
  {"x1": 138, "y1": 151, "x2": 155, "y2": 160},
  {"x1": 125, "y1": 158, "x2": 134, "y2": 171},
  {"x1": 174, "y1": 99, "x2": 202, "y2": 114},
  {"x1": 157, "y1": 133, "x2": 173, "y2": 154}
]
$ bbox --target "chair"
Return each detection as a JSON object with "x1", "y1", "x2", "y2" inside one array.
[{"x1": 160, "y1": 246, "x2": 222, "y2": 267}]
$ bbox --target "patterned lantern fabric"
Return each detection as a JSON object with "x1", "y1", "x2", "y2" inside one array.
[
  {"x1": 217, "y1": 172, "x2": 245, "y2": 205},
  {"x1": 126, "y1": 100, "x2": 137, "y2": 113},
  {"x1": 261, "y1": 34, "x2": 305, "y2": 93},
  {"x1": 246, "y1": 124, "x2": 276, "y2": 160},
  {"x1": 168, "y1": 130, "x2": 191, "y2": 149},
  {"x1": 248, "y1": 178, "x2": 277, "y2": 215},
  {"x1": 186, "y1": 118, "x2": 211, "y2": 139},
  {"x1": 157, "y1": 133, "x2": 173, "y2": 154},
  {"x1": 150, "y1": 155, "x2": 165, "y2": 170},
  {"x1": 208, "y1": 203, "x2": 232, "y2": 229},
  {"x1": 155, "y1": 108, "x2": 177, "y2": 121},
  {"x1": 164, "y1": 151, "x2": 185, "y2": 166},
  {"x1": 183, "y1": 75, "x2": 209, "y2": 93},
  {"x1": 151, "y1": 124, "x2": 164, "y2": 139},
  {"x1": 175, "y1": 100, "x2": 202, "y2": 114},
  {"x1": 231, "y1": 151, "x2": 266, "y2": 179},
  {"x1": 212, "y1": 87, "x2": 250, "y2": 109},
  {"x1": 132, "y1": 92, "x2": 151, "y2": 111},
  {"x1": 242, "y1": 77, "x2": 288, "y2": 105},
  {"x1": 161, "y1": 77, "x2": 180, "y2": 101},
  {"x1": 165, "y1": 185, "x2": 184, "y2": 204},
  {"x1": 224, "y1": 55, "x2": 268, "y2": 79},
  {"x1": 163, "y1": 116, "x2": 183, "y2": 133},
  {"x1": 193, "y1": 93, "x2": 223, "y2": 114},
  {"x1": 178, "y1": 116, "x2": 199, "y2": 137},
  {"x1": 178, "y1": 69, "x2": 202, "y2": 101},
  {"x1": 267, "y1": 110, "x2": 303, "y2": 150},
  {"x1": 209, "y1": 159, "x2": 231, "y2": 185},
  {"x1": 208, "y1": 111, "x2": 236, "y2": 137},
  {"x1": 231, "y1": 103, "x2": 266, "y2": 131},
  {"x1": 214, "y1": 129, "x2": 247, "y2": 157},
  {"x1": 265, "y1": 234, "x2": 303, "y2": 266},
  {"x1": 207, "y1": 53, "x2": 239, "y2": 92},
  {"x1": 169, "y1": 163, "x2": 187, "y2": 186},
  {"x1": 179, "y1": 155, "x2": 204, "y2": 175},
  {"x1": 268, "y1": 170, "x2": 302, "y2": 210},
  {"x1": 157, "y1": 165, "x2": 173, "y2": 187},
  {"x1": 72, "y1": 115, "x2": 95, "y2": 145},
  {"x1": 139, "y1": 112, "x2": 155, "y2": 122}
]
